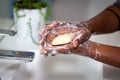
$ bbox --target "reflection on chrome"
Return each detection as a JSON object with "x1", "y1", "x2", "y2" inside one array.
[{"x1": 0, "y1": 50, "x2": 35, "y2": 62}]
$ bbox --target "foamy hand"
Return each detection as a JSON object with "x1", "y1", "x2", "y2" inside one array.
[{"x1": 39, "y1": 21, "x2": 91, "y2": 56}]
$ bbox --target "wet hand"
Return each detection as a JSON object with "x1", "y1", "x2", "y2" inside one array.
[{"x1": 39, "y1": 21, "x2": 91, "y2": 56}]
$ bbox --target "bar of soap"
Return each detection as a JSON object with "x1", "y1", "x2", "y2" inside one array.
[{"x1": 52, "y1": 33, "x2": 74, "y2": 45}]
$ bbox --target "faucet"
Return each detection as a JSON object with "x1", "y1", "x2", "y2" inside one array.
[
  {"x1": 0, "y1": 50, "x2": 35, "y2": 62},
  {"x1": 0, "y1": 29, "x2": 35, "y2": 62},
  {"x1": 0, "y1": 29, "x2": 17, "y2": 41},
  {"x1": 0, "y1": 29, "x2": 17, "y2": 36}
]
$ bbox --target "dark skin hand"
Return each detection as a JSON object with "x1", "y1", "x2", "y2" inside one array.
[
  {"x1": 39, "y1": 5, "x2": 120, "y2": 68},
  {"x1": 39, "y1": 21, "x2": 91, "y2": 56}
]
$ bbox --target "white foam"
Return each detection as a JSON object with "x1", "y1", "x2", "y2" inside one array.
[{"x1": 94, "y1": 49, "x2": 101, "y2": 59}]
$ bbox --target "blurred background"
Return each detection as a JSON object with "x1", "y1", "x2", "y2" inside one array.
[
  {"x1": 0, "y1": 0, "x2": 118, "y2": 21},
  {"x1": 0, "y1": 0, "x2": 120, "y2": 80},
  {"x1": 0, "y1": 0, "x2": 117, "y2": 21}
]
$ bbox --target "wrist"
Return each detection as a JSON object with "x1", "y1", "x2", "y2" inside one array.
[
  {"x1": 81, "y1": 41, "x2": 98, "y2": 58},
  {"x1": 73, "y1": 41, "x2": 94, "y2": 57},
  {"x1": 73, "y1": 40, "x2": 101, "y2": 59},
  {"x1": 77, "y1": 22, "x2": 92, "y2": 33},
  {"x1": 76, "y1": 22, "x2": 92, "y2": 42}
]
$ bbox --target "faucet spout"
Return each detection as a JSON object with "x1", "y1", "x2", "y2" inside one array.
[
  {"x1": 0, "y1": 50, "x2": 35, "y2": 62},
  {"x1": 0, "y1": 29, "x2": 17, "y2": 36}
]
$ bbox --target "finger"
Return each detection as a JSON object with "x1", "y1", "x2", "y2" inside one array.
[
  {"x1": 56, "y1": 44, "x2": 73, "y2": 54},
  {"x1": 40, "y1": 47, "x2": 51, "y2": 57},
  {"x1": 39, "y1": 38, "x2": 46, "y2": 45},
  {"x1": 40, "y1": 43, "x2": 74, "y2": 56},
  {"x1": 39, "y1": 33, "x2": 47, "y2": 45},
  {"x1": 41, "y1": 47, "x2": 58, "y2": 56},
  {"x1": 40, "y1": 27, "x2": 47, "y2": 35},
  {"x1": 40, "y1": 46, "x2": 66, "y2": 56},
  {"x1": 40, "y1": 47, "x2": 51, "y2": 54},
  {"x1": 38, "y1": 35, "x2": 42, "y2": 41},
  {"x1": 71, "y1": 40, "x2": 79, "y2": 48},
  {"x1": 39, "y1": 21, "x2": 59, "y2": 45},
  {"x1": 72, "y1": 30, "x2": 86, "y2": 45},
  {"x1": 47, "y1": 21, "x2": 59, "y2": 29},
  {"x1": 39, "y1": 29, "x2": 49, "y2": 45},
  {"x1": 77, "y1": 29, "x2": 91, "y2": 44},
  {"x1": 78, "y1": 37, "x2": 85, "y2": 43},
  {"x1": 41, "y1": 46, "x2": 58, "y2": 56}
]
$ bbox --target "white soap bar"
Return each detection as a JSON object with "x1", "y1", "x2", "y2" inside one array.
[{"x1": 52, "y1": 33, "x2": 74, "y2": 45}]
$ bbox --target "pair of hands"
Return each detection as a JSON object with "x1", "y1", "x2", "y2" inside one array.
[{"x1": 39, "y1": 21, "x2": 91, "y2": 56}]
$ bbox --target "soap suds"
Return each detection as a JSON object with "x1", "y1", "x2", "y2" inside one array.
[
  {"x1": 40, "y1": 22, "x2": 92, "y2": 56},
  {"x1": 94, "y1": 49, "x2": 101, "y2": 59}
]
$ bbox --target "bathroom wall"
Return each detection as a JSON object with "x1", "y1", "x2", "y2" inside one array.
[
  {"x1": 52, "y1": 0, "x2": 116, "y2": 21},
  {"x1": 0, "y1": 0, "x2": 11, "y2": 18},
  {"x1": 87, "y1": 0, "x2": 116, "y2": 18},
  {"x1": 87, "y1": 0, "x2": 120, "y2": 46},
  {"x1": 51, "y1": 0, "x2": 120, "y2": 46},
  {"x1": 51, "y1": 0, "x2": 90, "y2": 22}
]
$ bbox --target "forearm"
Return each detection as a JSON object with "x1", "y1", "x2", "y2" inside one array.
[
  {"x1": 86, "y1": 5, "x2": 120, "y2": 34},
  {"x1": 75, "y1": 41, "x2": 120, "y2": 68}
]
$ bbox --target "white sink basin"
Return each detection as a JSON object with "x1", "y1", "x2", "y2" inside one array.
[
  {"x1": 42, "y1": 55, "x2": 103, "y2": 80},
  {"x1": 0, "y1": 59, "x2": 26, "y2": 80}
]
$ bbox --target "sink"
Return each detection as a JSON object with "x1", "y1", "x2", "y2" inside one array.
[
  {"x1": 42, "y1": 55, "x2": 103, "y2": 80},
  {"x1": 103, "y1": 64, "x2": 120, "y2": 80},
  {"x1": 2, "y1": 31, "x2": 120, "y2": 80},
  {"x1": 0, "y1": 33, "x2": 103, "y2": 80},
  {"x1": 0, "y1": 59, "x2": 26, "y2": 80}
]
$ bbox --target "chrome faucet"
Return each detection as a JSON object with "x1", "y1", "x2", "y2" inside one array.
[
  {"x1": 0, "y1": 29, "x2": 35, "y2": 62},
  {"x1": 0, "y1": 50, "x2": 35, "y2": 62},
  {"x1": 0, "y1": 29, "x2": 17, "y2": 41},
  {"x1": 0, "y1": 29, "x2": 17, "y2": 36}
]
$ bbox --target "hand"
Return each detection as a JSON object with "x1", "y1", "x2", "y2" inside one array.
[
  {"x1": 39, "y1": 21, "x2": 91, "y2": 56},
  {"x1": 40, "y1": 40, "x2": 92, "y2": 57}
]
